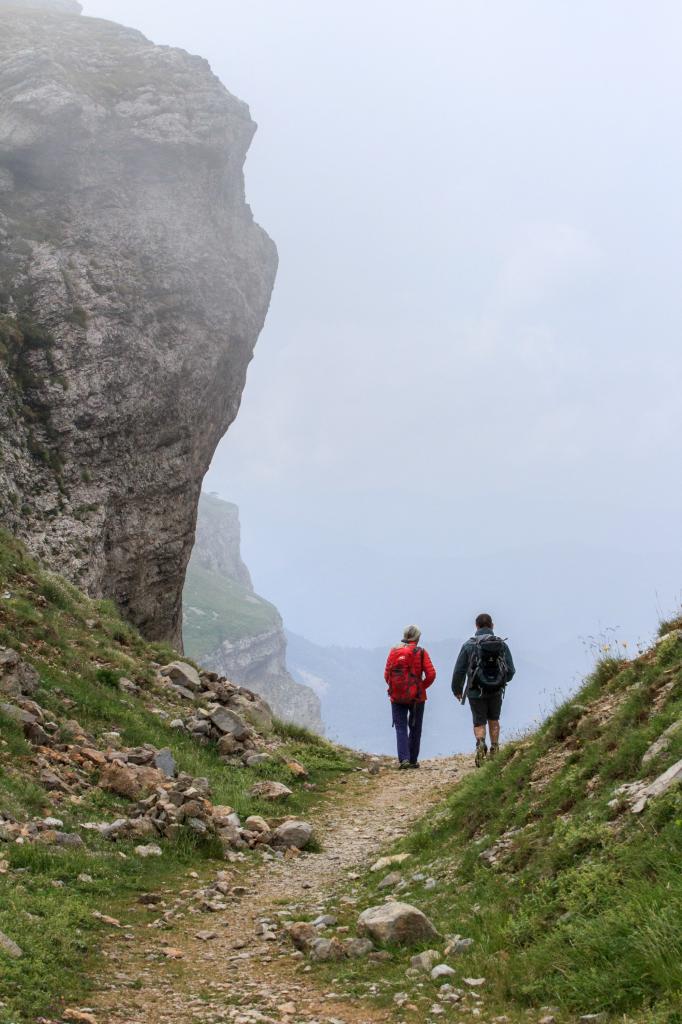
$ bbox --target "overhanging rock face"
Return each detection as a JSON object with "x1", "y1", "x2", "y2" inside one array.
[{"x1": 0, "y1": 3, "x2": 277, "y2": 646}]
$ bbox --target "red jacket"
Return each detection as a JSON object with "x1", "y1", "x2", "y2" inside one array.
[{"x1": 384, "y1": 642, "x2": 436, "y2": 703}]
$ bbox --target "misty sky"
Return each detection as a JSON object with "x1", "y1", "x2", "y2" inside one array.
[{"x1": 84, "y1": 1, "x2": 681, "y2": 670}]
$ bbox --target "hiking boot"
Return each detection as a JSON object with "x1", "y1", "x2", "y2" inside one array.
[
  {"x1": 489, "y1": 742, "x2": 499, "y2": 758},
  {"x1": 398, "y1": 760, "x2": 410, "y2": 770},
  {"x1": 408, "y1": 761, "x2": 420, "y2": 769},
  {"x1": 475, "y1": 740, "x2": 488, "y2": 768}
]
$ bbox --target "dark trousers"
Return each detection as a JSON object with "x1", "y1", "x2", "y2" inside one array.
[{"x1": 391, "y1": 701, "x2": 425, "y2": 763}]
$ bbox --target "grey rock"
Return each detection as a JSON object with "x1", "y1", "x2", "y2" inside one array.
[
  {"x1": 153, "y1": 748, "x2": 176, "y2": 778},
  {"x1": 313, "y1": 914, "x2": 337, "y2": 928},
  {"x1": 378, "y1": 870, "x2": 403, "y2": 890},
  {"x1": 244, "y1": 753, "x2": 272, "y2": 766},
  {"x1": 344, "y1": 937, "x2": 375, "y2": 958},
  {"x1": 169, "y1": 685, "x2": 198, "y2": 703},
  {"x1": 209, "y1": 706, "x2": 250, "y2": 740},
  {"x1": 0, "y1": 5, "x2": 277, "y2": 647},
  {"x1": 309, "y1": 936, "x2": 347, "y2": 961},
  {"x1": 187, "y1": 717, "x2": 211, "y2": 735},
  {"x1": 357, "y1": 902, "x2": 440, "y2": 946},
  {"x1": 445, "y1": 936, "x2": 474, "y2": 955},
  {"x1": 642, "y1": 720, "x2": 682, "y2": 765},
  {"x1": 0, "y1": 928, "x2": 22, "y2": 958},
  {"x1": 134, "y1": 843, "x2": 162, "y2": 858},
  {"x1": 431, "y1": 963, "x2": 456, "y2": 980},
  {"x1": 161, "y1": 662, "x2": 202, "y2": 693},
  {"x1": 410, "y1": 949, "x2": 440, "y2": 972},
  {"x1": 249, "y1": 780, "x2": 292, "y2": 801},
  {"x1": 54, "y1": 831, "x2": 84, "y2": 848},
  {"x1": 272, "y1": 819, "x2": 314, "y2": 850},
  {"x1": 0, "y1": 702, "x2": 36, "y2": 726},
  {"x1": 0, "y1": 648, "x2": 39, "y2": 696},
  {"x1": 244, "y1": 815, "x2": 270, "y2": 834},
  {"x1": 611, "y1": 758, "x2": 682, "y2": 813}
]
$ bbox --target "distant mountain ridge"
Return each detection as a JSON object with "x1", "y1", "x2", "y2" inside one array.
[{"x1": 183, "y1": 494, "x2": 323, "y2": 732}]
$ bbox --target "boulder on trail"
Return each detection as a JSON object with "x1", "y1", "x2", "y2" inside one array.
[
  {"x1": 272, "y1": 819, "x2": 313, "y2": 850},
  {"x1": 249, "y1": 780, "x2": 292, "y2": 801},
  {"x1": 357, "y1": 902, "x2": 440, "y2": 946}
]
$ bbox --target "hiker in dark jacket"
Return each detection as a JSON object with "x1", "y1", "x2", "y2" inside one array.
[
  {"x1": 385, "y1": 625, "x2": 436, "y2": 769},
  {"x1": 451, "y1": 613, "x2": 515, "y2": 766}
]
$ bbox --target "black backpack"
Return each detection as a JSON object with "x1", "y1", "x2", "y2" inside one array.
[{"x1": 468, "y1": 635, "x2": 509, "y2": 691}]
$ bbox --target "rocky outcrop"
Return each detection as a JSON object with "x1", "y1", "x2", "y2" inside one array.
[
  {"x1": 191, "y1": 494, "x2": 253, "y2": 588},
  {"x1": 206, "y1": 627, "x2": 324, "y2": 731},
  {"x1": 0, "y1": 1, "x2": 277, "y2": 646},
  {"x1": 184, "y1": 494, "x2": 323, "y2": 733}
]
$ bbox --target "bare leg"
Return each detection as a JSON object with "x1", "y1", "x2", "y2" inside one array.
[
  {"x1": 474, "y1": 723, "x2": 487, "y2": 766},
  {"x1": 489, "y1": 720, "x2": 500, "y2": 745}
]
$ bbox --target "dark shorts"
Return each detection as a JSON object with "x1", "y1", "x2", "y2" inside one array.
[{"x1": 468, "y1": 691, "x2": 503, "y2": 726}]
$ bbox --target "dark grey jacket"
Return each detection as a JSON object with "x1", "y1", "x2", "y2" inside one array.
[{"x1": 451, "y1": 628, "x2": 515, "y2": 700}]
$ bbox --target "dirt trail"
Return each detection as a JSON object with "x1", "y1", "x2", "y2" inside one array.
[{"x1": 89, "y1": 755, "x2": 471, "y2": 1024}]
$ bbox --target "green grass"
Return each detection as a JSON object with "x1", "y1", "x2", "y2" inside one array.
[
  {"x1": 0, "y1": 529, "x2": 356, "y2": 1021},
  {"x1": 310, "y1": 632, "x2": 682, "y2": 1024},
  {"x1": 183, "y1": 558, "x2": 281, "y2": 658}
]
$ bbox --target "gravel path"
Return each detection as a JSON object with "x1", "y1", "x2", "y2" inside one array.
[{"x1": 88, "y1": 755, "x2": 471, "y2": 1024}]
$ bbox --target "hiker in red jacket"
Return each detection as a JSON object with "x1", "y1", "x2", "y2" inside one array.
[{"x1": 384, "y1": 625, "x2": 436, "y2": 769}]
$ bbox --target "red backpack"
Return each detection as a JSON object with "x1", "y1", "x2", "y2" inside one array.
[{"x1": 387, "y1": 644, "x2": 424, "y2": 704}]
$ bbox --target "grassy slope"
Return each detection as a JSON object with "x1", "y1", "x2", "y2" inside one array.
[
  {"x1": 316, "y1": 625, "x2": 682, "y2": 1023},
  {"x1": 0, "y1": 531, "x2": 355, "y2": 1022},
  {"x1": 183, "y1": 558, "x2": 280, "y2": 659}
]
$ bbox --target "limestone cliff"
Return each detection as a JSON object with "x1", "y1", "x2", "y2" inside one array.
[
  {"x1": 184, "y1": 494, "x2": 323, "y2": 733},
  {"x1": 0, "y1": 0, "x2": 277, "y2": 646}
]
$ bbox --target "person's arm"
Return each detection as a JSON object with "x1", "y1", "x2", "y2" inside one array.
[
  {"x1": 421, "y1": 649, "x2": 436, "y2": 689},
  {"x1": 451, "y1": 643, "x2": 469, "y2": 699},
  {"x1": 504, "y1": 644, "x2": 516, "y2": 682}
]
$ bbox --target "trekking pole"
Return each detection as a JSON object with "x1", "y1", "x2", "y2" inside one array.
[{"x1": 460, "y1": 680, "x2": 469, "y2": 706}]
